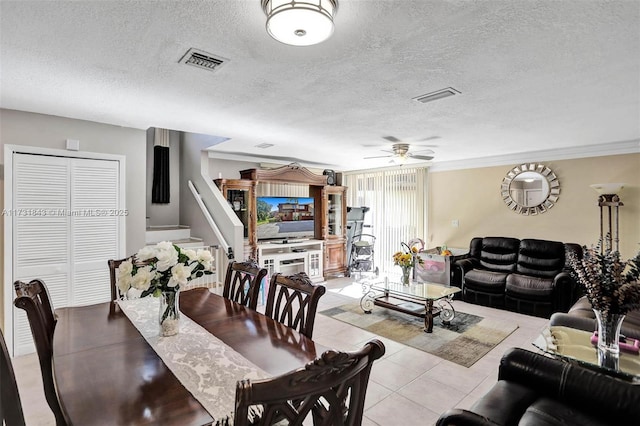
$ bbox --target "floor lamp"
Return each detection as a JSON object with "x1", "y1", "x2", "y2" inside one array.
[{"x1": 590, "y1": 183, "x2": 625, "y2": 253}]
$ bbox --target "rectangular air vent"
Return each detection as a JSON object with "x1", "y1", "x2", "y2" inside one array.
[
  {"x1": 179, "y1": 48, "x2": 228, "y2": 72},
  {"x1": 413, "y1": 87, "x2": 460, "y2": 104},
  {"x1": 255, "y1": 143, "x2": 274, "y2": 149}
]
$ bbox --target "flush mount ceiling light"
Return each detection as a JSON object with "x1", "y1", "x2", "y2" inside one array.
[{"x1": 261, "y1": 0, "x2": 338, "y2": 46}]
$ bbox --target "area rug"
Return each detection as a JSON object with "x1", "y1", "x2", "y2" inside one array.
[{"x1": 320, "y1": 303, "x2": 518, "y2": 367}]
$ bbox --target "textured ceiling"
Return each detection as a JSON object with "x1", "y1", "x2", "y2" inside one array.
[{"x1": 1, "y1": 1, "x2": 639, "y2": 171}]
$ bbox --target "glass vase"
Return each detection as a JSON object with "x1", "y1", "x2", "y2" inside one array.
[
  {"x1": 593, "y1": 309, "x2": 625, "y2": 370},
  {"x1": 159, "y1": 290, "x2": 180, "y2": 337},
  {"x1": 400, "y1": 266, "x2": 411, "y2": 286}
]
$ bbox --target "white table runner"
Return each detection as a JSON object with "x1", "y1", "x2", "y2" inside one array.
[{"x1": 117, "y1": 296, "x2": 269, "y2": 424}]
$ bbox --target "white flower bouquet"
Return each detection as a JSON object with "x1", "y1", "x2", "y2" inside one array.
[
  {"x1": 117, "y1": 241, "x2": 214, "y2": 297},
  {"x1": 117, "y1": 241, "x2": 214, "y2": 336}
]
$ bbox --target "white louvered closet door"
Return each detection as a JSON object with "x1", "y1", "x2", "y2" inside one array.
[
  {"x1": 13, "y1": 154, "x2": 71, "y2": 355},
  {"x1": 71, "y1": 158, "x2": 120, "y2": 305},
  {"x1": 12, "y1": 153, "x2": 120, "y2": 355}
]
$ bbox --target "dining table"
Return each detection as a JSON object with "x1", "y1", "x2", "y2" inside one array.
[{"x1": 52, "y1": 287, "x2": 324, "y2": 425}]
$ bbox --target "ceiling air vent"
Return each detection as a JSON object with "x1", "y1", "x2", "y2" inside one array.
[
  {"x1": 255, "y1": 143, "x2": 274, "y2": 149},
  {"x1": 179, "y1": 48, "x2": 228, "y2": 72},
  {"x1": 413, "y1": 87, "x2": 460, "y2": 104}
]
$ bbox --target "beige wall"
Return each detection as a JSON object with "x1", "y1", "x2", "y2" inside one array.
[
  {"x1": 429, "y1": 153, "x2": 640, "y2": 259},
  {"x1": 0, "y1": 108, "x2": 147, "y2": 331}
]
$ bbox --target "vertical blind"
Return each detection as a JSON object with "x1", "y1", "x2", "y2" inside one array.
[{"x1": 343, "y1": 167, "x2": 428, "y2": 273}]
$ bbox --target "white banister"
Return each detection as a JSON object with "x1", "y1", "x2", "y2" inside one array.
[{"x1": 188, "y1": 180, "x2": 233, "y2": 259}]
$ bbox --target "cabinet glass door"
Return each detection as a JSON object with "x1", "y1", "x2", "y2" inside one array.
[
  {"x1": 227, "y1": 189, "x2": 249, "y2": 238},
  {"x1": 328, "y1": 192, "x2": 343, "y2": 237}
]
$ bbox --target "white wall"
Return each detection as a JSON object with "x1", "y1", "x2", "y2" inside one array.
[
  {"x1": 0, "y1": 108, "x2": 147, "y2": 329},
  {"x1": 208, "y1": 156, "x2": 259, "y2": 181},
  {"x1": 180, "y1": 133, "x2": 241, "y2": 254}
]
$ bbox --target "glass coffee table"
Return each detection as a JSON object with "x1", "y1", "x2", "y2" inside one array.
[{"x1": 358, "y1": 274, "x2": 461, "y2": 333}]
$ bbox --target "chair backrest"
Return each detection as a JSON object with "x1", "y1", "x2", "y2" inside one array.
[
  {"x1": 234, "y1": 339, "x2": 385, "y2": 426},
  {"x1": 265, "y1": 272, "x2": 326, "y2": 339},
  {"x1": 109, "y1": 256, "x2": 155, "y2": 300},
  {"x1": 223, "y1": 260, "x2": 268, "y2": 310},
  {"x1": 1, "y1": 327, "x2": 26, "y2": 426},
  {"x1": 13, "y1": 279, "x2": 67, "y2": 425},
  {"x1": 479, "y1": 237, "x2": 520, "y2": 272},
  {"x1": 517, "y1": 239, "x2": 566, "y2": 278},
  {"x1": 108, "y1": 257, "x2": 131, "y2": 301}
]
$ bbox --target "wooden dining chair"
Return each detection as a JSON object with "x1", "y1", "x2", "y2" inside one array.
[
  {"x1": 264, "y1": 272, "x2": 326, "y2": 339},
  {"x1": 223, "y1": 260, "x2": 268, "y2": 310},
  {"x1": 109, "y1": 256, "x2": 155, "y2": 300},
  {"x1": 108, "y1": 256, "x2": 132, "y2": 301},
  {"x1": 234, "y1": 339, "x2": 385, "y2": 426},
  {"x1": 1, "y1": 327, "x2": 26, "y2": 426},
  {"x1": 13, "y1": 279, "x2": 68, "y2": 426}
]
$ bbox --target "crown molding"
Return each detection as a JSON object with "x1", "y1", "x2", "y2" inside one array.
[
  {"x1": 206, "y1": 150, "x2": 336, "y2": 169},
  {"x1": 429, "y1": 139, "x2": 640, "y2": 172},
  {"x1": 206, "y1": 140, "x2": 639, "y2": 173}
]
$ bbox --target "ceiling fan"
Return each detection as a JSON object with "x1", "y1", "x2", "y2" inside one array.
[
  {"x1": 364, "y1": 142, "x2": 435, "y2": 162},
  {"x1": 362, "y1": 135, "x2": 440, "y2": 148}
]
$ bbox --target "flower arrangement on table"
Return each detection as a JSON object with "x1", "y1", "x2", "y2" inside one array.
[
  {"x1": 567, "y1": 241, "x2": 640, "y2": 320},
  {"x1": 393, "y1": 244, "x2": 424, "y2": 284},
  {"x1": 567, "y1": 241, "x2": 640, "y2": 367},
  {"x1": 117, "y1": 241, "x2": 214, "y2": 336}
]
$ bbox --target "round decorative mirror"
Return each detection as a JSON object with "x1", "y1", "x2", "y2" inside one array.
[{"x1": 501, "y1": 163, "x2": 560, "y2": 215}]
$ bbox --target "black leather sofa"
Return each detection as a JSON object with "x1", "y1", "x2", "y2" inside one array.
[
  {"x1": 453, "y1": 237, "x2": 582, "y2": 318},
  {"x1": 550, "y1": 296, "x2": 640, "y2": 340},
  {"x1": 437, "y1": 347, "x2": 640, "y2": 426}
]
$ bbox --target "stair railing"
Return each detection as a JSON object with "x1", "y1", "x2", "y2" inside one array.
[{"x1": 188, "y1": 180, "x2": 234, "y2": 260}]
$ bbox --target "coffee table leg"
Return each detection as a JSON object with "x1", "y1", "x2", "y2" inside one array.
[
  {"x1": 425, "y1": 299, "x2": 434, "y2": 333},
  {"x1": 438, "y1": 297, "x2": 456, "y2": 325},
  {"x1": 360, "y1": 291, "x2": 375, "y2": 314}
]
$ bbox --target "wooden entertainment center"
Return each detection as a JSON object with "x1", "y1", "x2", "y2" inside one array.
[{"x1": 214, "y1": 164, "x2": 347, "y2": 281}]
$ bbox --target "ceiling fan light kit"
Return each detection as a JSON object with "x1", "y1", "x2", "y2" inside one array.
[
  {"x1": 364, "y1": 142, "x2": 434, "y2": 163},
  {"x1": 262, "y1": 0, "x2": 338, "y2": 46}
]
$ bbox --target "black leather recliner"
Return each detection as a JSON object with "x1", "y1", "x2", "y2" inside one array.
[
  {"x1": 551, "y1": 296, "x2": 640, "y2": 340},
  {"x1": 454, "y1": 237, "x2": 582, "y2": 318},
  {"x1": 456, "y1": 237, "x2": 520, "y2": 309},
  {"x1": 437, "y1": 347, "x2": 640, "y2": 426}
]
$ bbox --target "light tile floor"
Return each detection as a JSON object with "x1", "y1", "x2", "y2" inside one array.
[{"x1": 12, "y1": 277, "x2": 549, "y2": 426}]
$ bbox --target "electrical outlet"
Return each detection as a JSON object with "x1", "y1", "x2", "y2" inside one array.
[{"x1": 451, "y1": 219, "x2": 459, "y2": 228}]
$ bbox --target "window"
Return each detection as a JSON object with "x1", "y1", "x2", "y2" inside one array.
[{"x1": 343, "y1": 167, "x2": 428, "y2": 273}]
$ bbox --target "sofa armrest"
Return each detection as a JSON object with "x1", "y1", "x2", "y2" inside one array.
[
  {"x1": 436, "y1": 409, "x2": 501, "y2": 426},
  {"x1": 455, "y1": 258, "x2": 477, "y2": 274},
  {"x1": 551, "y1": 271, "x2": 575, "y2": 312},
  {"x1": 551, "y1": 311, "x2": 640, "y2": 341},
  {"x1": 452, "y1": 258, "x2": 478, "y2": 290},
  {"x1": 499, "y1": 348, "x2": 640, "y2": 423},
  {"x1": 549, "y1": 312, "x2": 596, "y2": 333}
]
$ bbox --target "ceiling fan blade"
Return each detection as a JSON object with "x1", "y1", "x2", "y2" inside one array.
[
  {"x1": 382, "y1": 136, "x2": 401, "y2": 143},
  {"x1": 410, "y1": 154, "x2": 434, "y2": 161},
  {"x1": 364, "y1": 155, "x2": 393, "y2": 159},
  {"x1": 412, "y1": 149, "x2": 435, "y2": 154},
  {"x1": 415, "y1": 136, "x2": 441, "y2": 143}
]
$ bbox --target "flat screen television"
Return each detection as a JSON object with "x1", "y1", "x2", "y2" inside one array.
[{"x1": 256, "y1": 196, "x2": 315, "y2": 241}]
